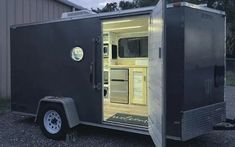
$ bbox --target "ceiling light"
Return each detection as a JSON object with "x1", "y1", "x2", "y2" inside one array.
[
  {"x1": 104, "y1": 26, "x2": 142, "y2": 31},
  {"x1": 103, "y1": 20, "x2": 132, "y2": 25}
]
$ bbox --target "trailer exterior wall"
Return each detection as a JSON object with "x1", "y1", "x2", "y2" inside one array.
[
  {"x1": 166, "y1": 7, "x2": 185, "y2": 138},
  {"x1": 11, "y1": 17, "x2": 103, "y2": 123},
  {"x1": 166, "y1": 6, "x2": 226, "y2": 140},
  {"x1": 183, "y1": 7, "x2": 225, "y2": 110},
  {"x1": 0, "y1": 0, "x2": 79, "y2": 98}
]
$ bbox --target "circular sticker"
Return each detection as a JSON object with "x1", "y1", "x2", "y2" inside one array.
[{"x1": 71, "y1": 47, "x2": 84, "y2": 62}]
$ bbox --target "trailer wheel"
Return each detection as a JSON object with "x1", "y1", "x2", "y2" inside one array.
[{"x1": 38, "y1": 103, "x2": 69, "y2": 140}]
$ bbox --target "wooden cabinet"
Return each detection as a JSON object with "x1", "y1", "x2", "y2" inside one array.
[{"x1": 129, "y1": 68, "x2": 147, "y2": 105}]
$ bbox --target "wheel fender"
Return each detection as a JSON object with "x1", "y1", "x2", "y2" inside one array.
[{"x1": 35, "y1": 96, "x2": 80, "y2": 128}]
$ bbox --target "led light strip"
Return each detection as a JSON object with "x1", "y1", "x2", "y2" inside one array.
[
  {"x1": 103, "y1": 20, "x2": 132, "y2": 25},
  {"x1": 104, "y1": 26, "x2": 143, "y2": 31}
]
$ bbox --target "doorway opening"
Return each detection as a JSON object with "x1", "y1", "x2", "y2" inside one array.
[{"x1": 102, "y1": 15, "x2": 149, "y2": 128}]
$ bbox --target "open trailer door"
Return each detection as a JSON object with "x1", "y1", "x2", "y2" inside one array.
[{"x1": 148, "y1": 0, "x2": 165, "y2": 147}]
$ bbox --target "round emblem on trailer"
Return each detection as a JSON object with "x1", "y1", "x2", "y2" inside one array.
[{"x1": 71, "y1": 47, "x2": 84, "y2": 62}]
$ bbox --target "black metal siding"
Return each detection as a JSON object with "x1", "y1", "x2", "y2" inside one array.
[
  {"x1": 183, "y1": 7, "x2": 225, "y2": 110},
  {"x1": 166, "y1": 6, "x2": 225, "y2": 139},
  {"x1": 11, "y1": 17, "x2": 103, "y2": 123},
  {"x1": 0, "y1": 0, "x2": 73, "y2": 98},
  {"x1": 166, "y1": 7, "x2": 185, "y2": 138}
]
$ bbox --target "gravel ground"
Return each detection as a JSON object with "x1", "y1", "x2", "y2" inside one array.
[
  {"x1": 0, "y1": 113, "x2": 235, "y2": 147},
  {"x1": 0, "y1": 86, "x2": 234, "y2": 147}
]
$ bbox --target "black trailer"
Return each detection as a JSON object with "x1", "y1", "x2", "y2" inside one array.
[{"x1": 10, "y1": 1, "x2": 226, "y2": 147}]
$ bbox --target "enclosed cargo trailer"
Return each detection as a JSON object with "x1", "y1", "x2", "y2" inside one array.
[{"x1": 10, "y1": 1, "x2": 225, "y2": 146}]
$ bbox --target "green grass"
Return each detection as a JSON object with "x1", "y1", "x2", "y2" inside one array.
[
  {"x1": 227, "y1": 71, "x2": 235, "y2": 86},
  {"x1": 0, "y1": 98, "x2": 10, "y2": 114}
]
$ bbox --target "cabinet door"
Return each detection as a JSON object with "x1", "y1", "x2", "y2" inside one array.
[{"x1": 129, "y1": 68, "x2": 147, "y2": 105}]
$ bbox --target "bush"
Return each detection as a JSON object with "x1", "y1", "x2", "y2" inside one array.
[
  {"x1": 227, "y1": 71, "x2": 235, "y2": 86},
  {"x1": 0, "y1": 98, "x2": 10, "y2": 114}
]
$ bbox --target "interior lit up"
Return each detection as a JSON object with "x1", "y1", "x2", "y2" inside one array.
[{"x1": 102, "y1": 15, "x2": 149, "y2": 127}]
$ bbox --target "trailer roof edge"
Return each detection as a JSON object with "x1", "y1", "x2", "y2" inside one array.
[
  {"x1": 167, "y1": 2, "x2": 225, "y2": 15},
  {"x1": 11, "y1": 6, "x2": 154, "y2": 29},
  {"x1": 11, "y1": 2, "x2": 225, "y2": 29}
]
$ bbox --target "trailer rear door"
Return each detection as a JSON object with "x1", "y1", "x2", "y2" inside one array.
[
  {"x1": 148, "y1": 0, "x2": 165, "y2": 146},
  {"x1": 11, "y1": 17, "x2": 103, "y2": 123}
]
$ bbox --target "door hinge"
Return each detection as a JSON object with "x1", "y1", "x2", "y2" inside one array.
[
  {"x1": 94, "y1": 82, "x2": 102, "y2": 90},
  {"x1": 95, "y1": 36, "x2": 101, "y2": 44}
]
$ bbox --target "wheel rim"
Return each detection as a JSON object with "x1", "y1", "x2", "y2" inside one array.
[{"x1": 43, "y1": 110, "x2": 62, "y2": 134}]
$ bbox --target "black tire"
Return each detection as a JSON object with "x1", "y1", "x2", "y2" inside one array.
[{"x1": 38, "y1": 103, "x2": 69, "y2": 140}]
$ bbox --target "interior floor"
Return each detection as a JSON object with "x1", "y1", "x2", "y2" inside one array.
[
  {"x1": 103, "y1": 99, "x2": 148, "y2": 120},
  {"x1": 102, "y1": 15, "x2": 149, "y2": 127}
]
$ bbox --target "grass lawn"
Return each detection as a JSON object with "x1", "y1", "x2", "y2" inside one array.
[
  {"x1": 0, "y1": 98, "x2": 10, "y2": 114},
  {"x1": 227, "y1": 71, "x2": 235, "y2": 86}
]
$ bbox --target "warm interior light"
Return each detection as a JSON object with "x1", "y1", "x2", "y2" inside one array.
[
  {"x1": 104, "y1": 26, "x2": 143, "y2": 31},
  {"x1": 103, "y1": 20, "x2": 132, "y2": 25}
]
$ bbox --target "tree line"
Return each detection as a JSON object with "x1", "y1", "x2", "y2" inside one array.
[{"x1": 92, "y1": 0, "x2": 235, "y2": 58}]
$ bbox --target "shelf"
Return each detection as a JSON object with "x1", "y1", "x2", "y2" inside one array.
[
  {"x1": 104, "y1": 84, "x2": 109, "y2": 87},
  {"x1": 109, "y1": 65, "x2": 148, "y2": 68}
]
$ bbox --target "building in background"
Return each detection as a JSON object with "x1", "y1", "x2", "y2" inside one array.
[{"x1": 0, "y1": 0, "x2": 83, "y2": 98}]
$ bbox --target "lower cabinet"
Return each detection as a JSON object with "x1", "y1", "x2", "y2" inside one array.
[{"x1": 129, "y1": 68, "x2": 147, "y2": 105}]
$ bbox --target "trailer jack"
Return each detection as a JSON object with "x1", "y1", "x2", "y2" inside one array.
[{"x1": 214, "y1": 119, "x2": 235, "y2": 130}]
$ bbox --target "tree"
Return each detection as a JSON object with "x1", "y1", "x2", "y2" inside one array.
[
  {"x1": 133, "y1": 0, "x2": 159, "y2": 7},
  {"x1": 224, "y1": 0, "x2": 235, "y2": 58},
  {"x1": 119, "y1": 1, "x2": 136, "y2": 10},
  {"x1": 92, "y1": 2, "x2": 118, "y2": 13},
  {"x1": 92, "y1": 0, "x2": 159, "y2": 12}
]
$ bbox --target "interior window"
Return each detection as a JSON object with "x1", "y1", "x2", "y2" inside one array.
[{"x1": 118, "y1": 37, "x2": 148, "y2": 58}]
